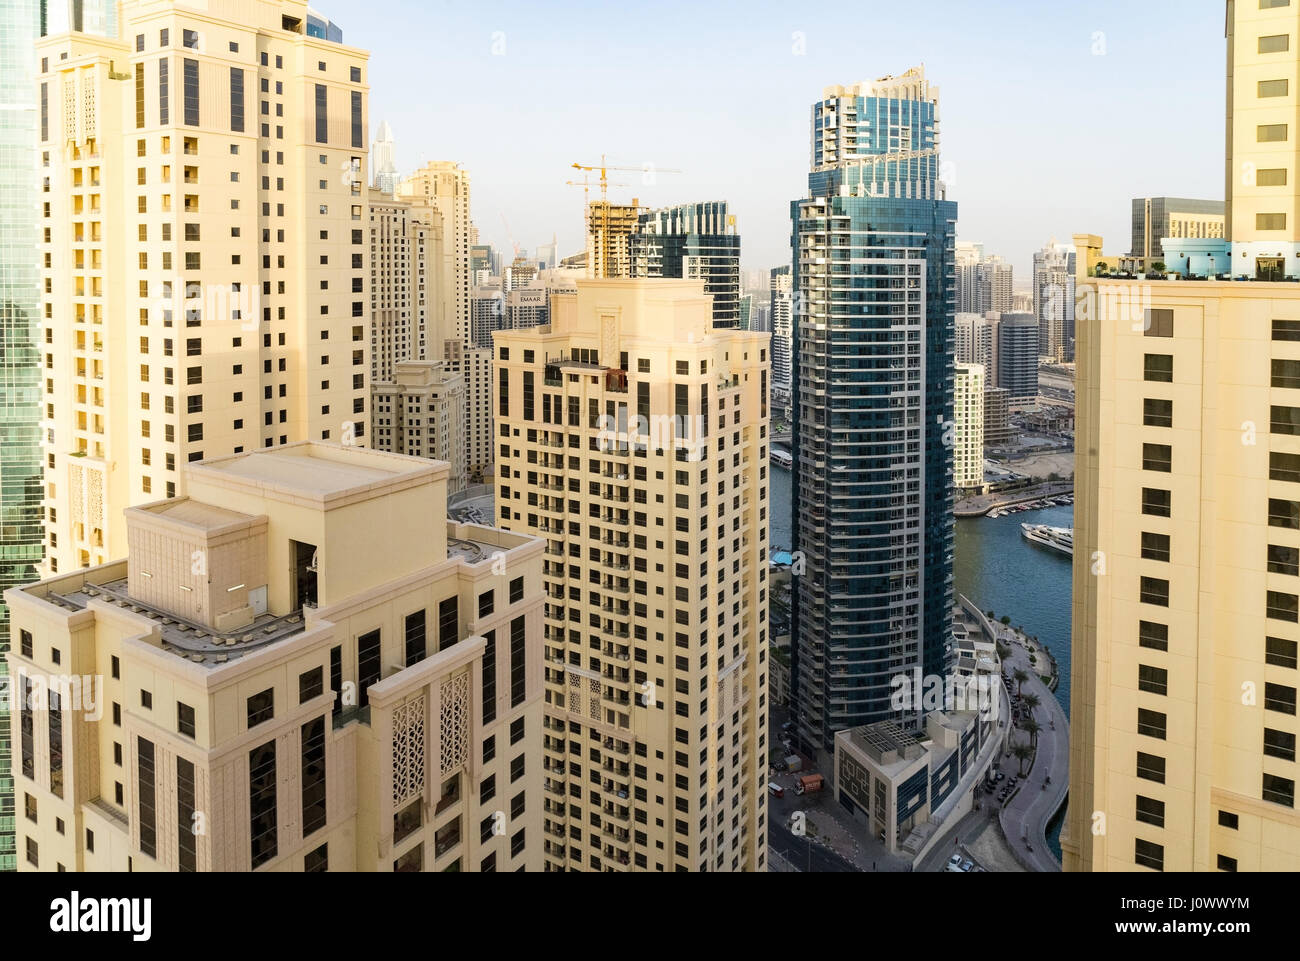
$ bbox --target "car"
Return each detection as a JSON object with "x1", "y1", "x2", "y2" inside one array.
[
  {"x1": 960, "y1": 860, "x2": 975, "y2": 873},
  {"x1": 996, "y1": 772, "x2": 1005, "y2": 781},
  {"x1": 947, "y1": 854, "x2": 962, "y2": 869}
]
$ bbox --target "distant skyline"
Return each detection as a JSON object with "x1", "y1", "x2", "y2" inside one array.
[{"x1": 353, "y1": 0, "x2": 1224, "y2": 277}]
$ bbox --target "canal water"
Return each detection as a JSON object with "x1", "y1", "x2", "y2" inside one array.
[{"x1": 768, "y1": 463, "x2": 1073, "y2": 717}]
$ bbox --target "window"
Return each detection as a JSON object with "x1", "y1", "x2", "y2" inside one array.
[
  {"x1": 438, "y1": 596, "x2": 459, "y2": 652},
  {"x1": 1134, "y1": 838, "x2": 1164, "y2": 871},
  {"x1": 1267, "y1": 590, "x2": 1299, "y2": 621},
  {"x1": 1143, "y1": 398, "x2": 1172, "y2": 428},
  {"x1": 177, "y1": 702, "x2": 195, "y2": 738},
  {"x1": 305, "y1": 844, "x2": 328, "y2": 873},
  {"x1": 301, "y1": 717, "x2": 327, "y2": 836},
  {"x1": 478, "y1": 590, "x2": 494, "y2": 618},
  {"x1": 1138, "y1": 664, "x2": 1168, "y2": 696},
  {"x1": 1136, "y1": 751, "x2": 1165, "y2": 784},
  {"x1": 1258, "y1": 213, "x2": 1287, "y2": 231},
  {"x1": 394, "y1": 844, "x2": 423, "y2": 872},
  {"x1": 1259, "y1": 168, "x2": 1289, "y2": 186},
  {"x1": 510, "y1": 576, "x2": 525, "y2": 604},
  {"x1": 510, "y1": 615, "x2": 527, "y2": 707},
  {"x1": 299, "y1": 667, "x2": 324, "y2": 704},
  {"x1": 1138, "y1": 620, "x2": 1169, "y2": 651},
  {"x1": 1135, "y1": 795, "x2": 1165, "y2": 828},
  {"x1": 177, "y1": 756, "x2": 196, "y2": 872},
  {"x1": 1139, "y1": 577, "x2": 1169, "y2": 607},
  {"x1": 1270, "y1": 498, "x2": 1300, "y2": 529},
  {"x1": 1259, "y1": 34, "x2": 1290, "y2": 54},
  {"x1": 138, "y1": 737, "x2": 157, "y2": 858},
  {"x1": 1260, "y1": 78, "x2": 1290, "y2": 97},
  {"x1": 1269, "y1": 544, "x2": 1300, "y2": 575},
  {"x1": 405, "y1": 610, "x2": 427, "y2": 666},
  {"x1": 1266, "y1": 635, "x2": 1298, "y2": 668},
  {"x1": 247, "y1": 688, "x2": 274, "y2": 728},
  {"x1": 1262, "y1": 772, "x2": 1295, "y2": 808},
  {"x1": 1264, "y1": 727, "x2": 1296, "y2": 761},
  {"x1": 26, "y1": 838, "x2": 37, "y2": 868},
  {"x1": 1141, "y1": 532, "x2": 1170, "y2": 562},
  {"x1": 358, "y1": 629, "x2": 381, "y2": 708},
  {"x1": 230, "y1": 67, "x2": 244, "y2": 132},
  {"x1": 1259, "y1": 123, "x2": 1289, "y2": 142},
  {"x1": 394, "y1": 798, "x2": 421, "y2": 844},
  {"x1": 1273, "y1": 405, "x2": 1300, "y2": 435},
  {"x1": 1273, "y1": 359, "x2": 1300, "y2": 389},
  {"x1": 249, "y1": 740, "x2": 278, "y2": 868},
  {"x1": 1142, "y1": 443, "x2": 1172, "y2": 473},
  {"x1": 510, "y1": 717, "x2": 525, "y2": 745},
  {"x1": 1144, "y1": 309, "x2": 1173, "y2": 338},
  {"x1": 510, "y1": 754, "x2": 525, "y2": 782},
  {"x1": 1144, "y1": 354, "x2": 1173, "y2": 383},
  {"x1": 1137, "y1": 708, "x2": 1167, "y2": 740},
  {"x1": 314, "y1": 84, "x2": 328, "y2": 143},
  {"x1": 482, "y1": 629, "x2": 496, "y2": 724},
  {"x1": 1217, "y1": 854, "x2": 1238, "y2": 872},
  {"x1": 1265, "y1": 682, "x2": 1297, "y2": 714},
  {"x1": 1273, "y1": 319, "x2": 1300, "y2": 342},
  {"x1": 183, "y1": 58, "x2": 199, "y2": 126},
  {"x1": 1219, "y1": 810, "x2": 1239, "y2": 830}
]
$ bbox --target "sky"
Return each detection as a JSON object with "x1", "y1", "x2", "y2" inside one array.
[{"x1": 348, "y1": 0, "x2": 1226, "y2": 281}]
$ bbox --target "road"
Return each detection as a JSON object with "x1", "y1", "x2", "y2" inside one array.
[{"x1": 768, "y1": 822, "x2": 859, "y2": 873}]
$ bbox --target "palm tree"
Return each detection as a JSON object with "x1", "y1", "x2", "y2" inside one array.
[
  {"x1": 1012, "y1": 742, "x2": 1032, "y2": 776},
  {"x1": 1021, "y1": 717, "x2": 1041, "y2": 748},
  {"x1": 1022, "y1": 692, "x2": 1041, "y2": 715},
  {"x1": 1013, "y1": 668, "x2": 1029, "y2": 698}
]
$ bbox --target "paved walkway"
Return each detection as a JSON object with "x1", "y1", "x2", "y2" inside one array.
[
  {"x1": 995, "y1": 627, "x2": 1068, "y2": 872},
  {"x1": 954, "y1": 481, "x2": 1074, "y2": 518}
]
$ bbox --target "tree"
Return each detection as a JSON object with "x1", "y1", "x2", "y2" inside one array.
[
  {"x1": 1151, "y1": 261, "x2": 1167, "y2": 275},
  {"x1": 1021, "y1": 717, "x2": 1041, "y2": 748},
  {"x1": 1013, "y1": 668, "x2": 1029, "y2": 698},
  {"x1": 1012, "y1": 742, "x2": 1033, "y2": 776},
  {"x1": 1000, "y1": 615, "x2": 1012, "y2": 626},
  {"x1": 1093, "y1": 261, "x2": 1110, "y2": 277},
  {"x1": 1022, "y1": 692, "x2": 1041, "y2": 714}
]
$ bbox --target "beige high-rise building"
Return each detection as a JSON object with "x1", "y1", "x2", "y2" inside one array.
[
  {"x1": 492, "y1": 277, "x2": 772, "y2": 872},
  {"x1": 953, "y1": 363, "x2": 984, "y2": 490},
  {"x1": 372, "y1": 360, "x2": 465, "y2": 492},
  {"x1": 8, "y1": 442, "x2": 546, "y2": 872},
  {"x1": 1067, "y1": 1, "x2": 1300, "y2": 872},
  {"x1": 38, "y1": 0, "x2": 371, "y2": 578},
  {"x1": 397, "y1": 162, "x2": 493, "y2": 479},
  {"x1": 368, "y1": 185, "x2": 442, "y2": 384}
]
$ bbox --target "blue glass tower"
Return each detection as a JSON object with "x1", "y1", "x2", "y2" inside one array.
[{"x1": 789, "y1": 69, "x2": 957, "y2": 753}]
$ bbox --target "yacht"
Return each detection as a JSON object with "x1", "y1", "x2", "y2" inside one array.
[
  {"x1": 1021, "y1": 523, "x2": 1072, "y2": 557},
  {"x1": 771, "y1": 448, "x2": 793, "y2": 470}
]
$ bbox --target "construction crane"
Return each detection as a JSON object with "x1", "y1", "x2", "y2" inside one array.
[{"x1": 570, "y1": 155, "x2": 681, "y2": 201}]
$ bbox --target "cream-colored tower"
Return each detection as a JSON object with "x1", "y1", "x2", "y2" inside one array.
[
  {"x1": 368, "y1": 185, "x2": 442, "y2": 384},
  {"x1": 493, "y1": 277, "x2": 772, "y2": 871},
  {"x1": 953, "y1": 363, "x2": 984, "y2": 490},
  {"x1": 38, "y1": 0, "x2": 371, "y2": 578},
  {"x1": 9, "y1": 443, "x2": 545, "y2": 872},
  {"x1": 397, "y1": 163, "x2": 492, "y2": 479},
  {"x1": 1067, "y1": 1, "x2": 1300, "y2": 873},
  {"x1": 585, "y1": 200, "x2": 640, "y2": 279},
  {"x1": 1227, "y1": 0, "x2": 1300, "y2": 277},
  {"x1": 372, "y1": 360, "x2": 465, "y2": 492}
]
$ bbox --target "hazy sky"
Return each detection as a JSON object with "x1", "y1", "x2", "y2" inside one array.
[{"x1": 351, "y1": 0, "x2": 1225, "y2": 280}]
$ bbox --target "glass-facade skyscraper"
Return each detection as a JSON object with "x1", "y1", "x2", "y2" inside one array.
[
  {"x1": 789, "y1": 68, "x2": 957, "y2": 753},
  {"x1": 630, "y1": 201, "x2": 741, "y2": 328}
]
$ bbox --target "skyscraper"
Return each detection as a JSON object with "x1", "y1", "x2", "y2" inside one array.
[
  {"x1": 371, "y1": 119, "x2": 398, "y2": 195},
  {"x1": 790, "y1": 68, "x2": 957, "y2": 752},
  {"x1": 1033, "y1": 241, "x2": 1076, "y2": 362},
  {"x1": 996, "y1": 313, "x2": 1038, "y2": 407},
  {"x1": 953, "y1": 363, "x2": 984, "y2": 491},
  {"x1": 630, "y1": 201, "x2": 741, "y2": 328},
  {"x1": 955, "y1": 242, "x2": 983, "y2": 314},
  {"x1": 37, "y1": 0, "x2": 371, "y2": 569},
  {"x1": 492, "y1": 277, "x2": 771, "y2": 871},
  {"x1": 769, "y1": 265, "x2": 793, "y2": 398},
  {"x1": 976, "y1": 255, "x2": 1014, "y2": 314},
  {"x1": 1066, "y1": 0, "x2": 1300, "y2": 871},
  {"x1": 1129, "y1": 197, "x2": 1224, "y2": 263},
  {"x1": 584, "y1": 199, "x2": 640, "y2": 280}
]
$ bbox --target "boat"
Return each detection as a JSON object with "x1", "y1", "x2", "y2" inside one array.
[
  {"x1": 771, "y1": 448, "x2": 793, "y2": 470},
  {"x1": 1021, "y1": 522, "x2": 1073, "y2": 557}
]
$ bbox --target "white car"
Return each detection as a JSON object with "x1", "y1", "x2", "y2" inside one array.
[{"x1": 945, "y1": 854, "x2": 963, "y2": 873}]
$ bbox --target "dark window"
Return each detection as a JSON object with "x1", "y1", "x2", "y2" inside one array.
[
  {"x1": 438, "y1": 596, "x2": 459, "y2": 652},
  {"x1": 482, "y1": 629, "x2": 497, "y2": 724},
  {"x1": 314, "y1": 84, "x2": 328, "y2": 143},
  {"x1": 1265, "y1": 682, "x2": 1297, "y2": 714},
  {"x1": 1273, "y1": 405, "x2": 1300, "y2": 435},
  {"x1": 1138, "y1": 664, "x2": 1168, "y2": 696},
  {"x1": 1136, "y1": 751, "x2": 1166, "y2": 783},
  {"x1": 1144, "y1": 309, "x2": 1173, "y2": 337},
  {"x1": 177, "y1": 701, "x2": 195, "y2": 738},
  {"x1": 138, "y1": 737, "x2": 157, "y2": 858},
  {"x1": 405, "y1": 610, "x2": 427, "y2": 666},
  {"x1": 177, "y1": 756, "x2": 196, "y2": 872},
  {"x1": 183, "y1": 58, "x2": 199, "y2": 126},
  {"x1": 1138, "y1": 621, "x2": 1169, "y2": 651},
  {"x1": 247, "y1": 688, "x2": 274, "y2": 728},
  {"x1": 1269, "y1": 544, "x2": 1300, "y2": 575},
  {"x1": 351, "y1": 90, "x2": 363, "y2": 148},
  {"x1": 1135, "y1": 795, "x2": 1165, "y2": 828},
  {"x1": 20, "y1": 629, "x2": 31, "y2": 658},
  {"x1": 1139, "y1": 576, "x2": 1169, "y2": 607},
  {"x1": 510, "y1": 753, "x2": 525, "y2": 782},
  {"x1": 1134, "y1": 838, "x2": 1164, "y2": 871},
  {"x1": 1141, "y1": 487, "x2": 1171, "y2": 517},
  {"x1": 1142, "y1": 443, "x2": 1172, "y2": 473},
  {"x1": 1143, "y1": 354, "x2": 1173, "y2": 383},
  {"x1": 510, "y1": 614, "x2": 527, "y2": 707},
  {"x1": 1270, "y1": 498, "x2": 1300, "y2": 529},
  {"x1": 1143, "y1": 398, "x2": 1172, "y2": 428},
  {"x1": 1271, "y1": 451, "x2": 1300, "y2": 483},
  {"x1": 510, "y1": 717, "x2": 525, "y2": 745},
  {"x1": 249, "y1": 740, "x2": 278, "y2": 868},
  {"x1": 1141, "y1": 532, "x2": 1170, "y2": 562},
  {"x1": 478, "y1": 590, "x2": 494, "y2": 618},
  {"x1": 301, "y1": 717, "x2": 327, "y2": 836},
  {"x1": 44, "y1": 81, "x2": 51, "y2": 139},
  {"x1": 1266, "y1": 635, "x2": 1298, "y2": 668},
  {"x1": 1263, "y1": 772, "x2": 1295, "y2": 808},
  {"x1": 1218, "y1": 854, "x2": 1238, "y2": 872},
  {"x1": 1265, "y1": 727, "x2": 1297, "y2": 761},
  {"x1": 1219, "y1": 810, "x2": 1239, "y2": 829},
  {"x1": 498, "y1": 368, "x2": 509, "y2": 417},
  {"x1": 1137, "y1": 708, "x2": 1167, "y2": 740},
  {"x1": 299, "y1": 667, "x2": 324, "y2": 704},
  {"x1": 358, "y1": 629, "x2": 381, "y2": 708},
  {"x1": 1273, "y1": 358, "x2": 1300, "y2": 389},
  {"x1": 230, "y1": 67, "x2": 244, "y2": 132},
  {"x1": 1267, "y1": 590, "x2": 1299, "y2": 621},
  {"x1": 305, "y1": 843, "x2": 328, "y2": 873},
  {"x1": 49, "y1": 690, "x2": 63, "y2": 798},
  {"x1": 394, "y1": 798, "x2": 421, "y2": 844},
  {"x1": 1273, "y1": 319, "x2": 1300, "y2": 341},
  {"x1": 510, "y1": 576, "x2": 524, "y2": 604},
  {"x1": 330, "y1": 645, "x2": 343, "y2": 718},
  {"x1": 159, "y1": 58, "x2": 169, "y2": 125}
]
